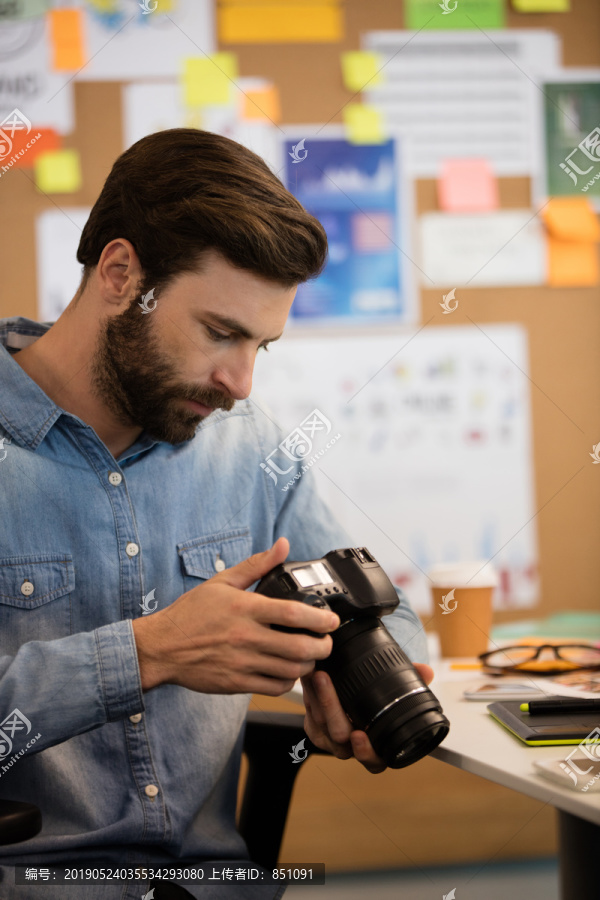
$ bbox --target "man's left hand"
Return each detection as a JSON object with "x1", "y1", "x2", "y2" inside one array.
[{"x1": 301, "y1": 662, "x2": 435, "y2": 774}]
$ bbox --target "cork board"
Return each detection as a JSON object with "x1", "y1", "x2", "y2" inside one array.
[{"x1": 1, "y1": 0, "x2": 599, "y2": 623}]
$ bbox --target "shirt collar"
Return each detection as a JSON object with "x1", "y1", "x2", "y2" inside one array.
[
  {"x1": 0, "y1": 317, "x2": 64, "y2": 451},
  {"x1": 0, "y1": 316, "x2": 246, "y2": 460}
]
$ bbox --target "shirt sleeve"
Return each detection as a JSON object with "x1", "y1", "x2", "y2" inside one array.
[
  {"x1": 0, "y1": 620, "x2": 144, "y2": 755},
  {"x1": 271, "y1": 459, "x2": 429, "y2": 665}
]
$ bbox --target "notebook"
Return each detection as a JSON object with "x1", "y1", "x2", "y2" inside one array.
[{"x1": 487, "y1": 698, "x2": 600, "y2": 746}]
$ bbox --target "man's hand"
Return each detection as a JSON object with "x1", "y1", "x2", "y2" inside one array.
[
  {"x1": 132, "y1": 537, "x2": 340, "y2": 696},
  {"x1": 301, "y1": 663, "x2": 435, "y2": 774}
]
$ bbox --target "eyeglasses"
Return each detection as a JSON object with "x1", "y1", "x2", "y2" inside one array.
[{"x1": 478, "y1": 644, "x2": 600, "y2": 675}]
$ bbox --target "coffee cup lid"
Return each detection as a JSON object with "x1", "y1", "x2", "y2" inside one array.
[{"x1": 428, "y1": 560, "x2": 498, "y2": 589}]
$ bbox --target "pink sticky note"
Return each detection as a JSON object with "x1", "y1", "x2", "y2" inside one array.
[{"x1": 438, "y1": 159, "x2": 499, "y2": 212}]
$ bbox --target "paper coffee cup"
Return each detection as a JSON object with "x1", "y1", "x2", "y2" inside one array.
[{"x1": 429, "y1": 561, "x2": 498, "y2": 658}]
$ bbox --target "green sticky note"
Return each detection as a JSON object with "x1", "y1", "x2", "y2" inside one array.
[
  {"x1": 512, "y1": 0, "x2": 569, "y2": 10},
  {"x1": 0, "y1": 0, "x2": 49, "y2": 20},
  {"x1": 405, "y1": 0, "x2": 505, "y2": 29},
  {"x1": 343, "y1": 104, "x2": 386, "y2": 144},
  {"x1": 34, "y1": 149, "x2": 82, "y2": 194},
  {"x1": 341, "y1": 52, "x2": 383, "y2": 93},
  {"x1": 183, "y1": 53, "x2": 238, "y2": 109}
]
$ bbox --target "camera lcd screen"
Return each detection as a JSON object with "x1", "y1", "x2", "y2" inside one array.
[{"x1": 293, "y1": 563, "x2": 333, "y2": 587}]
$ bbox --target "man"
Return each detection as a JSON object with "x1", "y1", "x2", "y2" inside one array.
[{"x1": 0, "y1": 129, "x2": 430, "y2": 899}]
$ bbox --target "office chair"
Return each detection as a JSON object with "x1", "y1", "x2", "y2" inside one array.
[{"x1": 0, "y1": 710, "x2": 330, "y2": 870}]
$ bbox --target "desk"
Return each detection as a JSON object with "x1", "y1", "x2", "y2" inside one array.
[{"x1": 430, "y1": 681, "x2": 599, "y2": 900}]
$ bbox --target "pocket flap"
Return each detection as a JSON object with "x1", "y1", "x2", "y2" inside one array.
[
  {"x1": 178, "y1": 529, "x2": 252, "y2": 580},
  {"x1": 0, "y1": 555, "x2": 75, "y2": 609}
]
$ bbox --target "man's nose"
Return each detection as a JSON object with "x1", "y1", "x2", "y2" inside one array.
[{"x1": 212, "y1": 351, "x2": 254, "y2": 401}]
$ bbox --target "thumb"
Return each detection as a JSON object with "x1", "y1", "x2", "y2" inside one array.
[{"x1": 217, "y1": 536, "x2": 290, "y2": 591}]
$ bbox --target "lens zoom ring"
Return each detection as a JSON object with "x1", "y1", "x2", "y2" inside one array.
[{"x1": 337, "y1": 644, "x2": 407, "y2": 705}]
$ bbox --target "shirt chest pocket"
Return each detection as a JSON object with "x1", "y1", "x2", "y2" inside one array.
[
  {"x1": 177, "y1": 529, "x2": 253, "y2": 591},
  {"x1": 0, "y1": 554, "x2": 75, "y2": 647}
]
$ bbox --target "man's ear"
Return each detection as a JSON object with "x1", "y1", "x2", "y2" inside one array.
[{"x1": 96, "y1": 239, "x2": 143, "y2": 309}]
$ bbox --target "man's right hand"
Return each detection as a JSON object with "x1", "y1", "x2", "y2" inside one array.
[{"x1": 132, "y1": 537, "x2": 340, "y2": 696}]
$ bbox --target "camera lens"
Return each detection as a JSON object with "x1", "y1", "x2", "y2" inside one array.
[{"x1": 319, "y1": 618, "x2": 449, "y2": 768}]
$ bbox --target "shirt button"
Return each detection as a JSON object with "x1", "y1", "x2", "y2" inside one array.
[
  {"x1": 126, "y1": 542, "x2": 139, "y2": 557},
  {"x1": 214, "y1": 555, "x2": 226, "y2": 573},
  {"x1": 108, "y1": 471, "x2": 122, "y2": 486},
  {"x1": 145, "y1": 784, "x2": 159, "y2": 799},
  {"x1": 129, "y1": 713, "x2": 142, "y2": 724},
  {"x1": 20, "y1": 580, "x2": 34, "y2": 596}
]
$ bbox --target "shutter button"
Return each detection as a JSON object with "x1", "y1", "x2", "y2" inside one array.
[
  {"x1": 214, "y1": 555, "x2": 226, "y2": 573},
  {"x1": 21, "y1": 580, "x2": 34, "y2": 596},
  {"x1": 108, "y1": 471, "x2": 122, "y2": 486}
]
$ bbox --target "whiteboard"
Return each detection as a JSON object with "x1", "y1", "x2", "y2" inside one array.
[{"x1": 252, "y1": 325, "x2": 539, "y2": 615}]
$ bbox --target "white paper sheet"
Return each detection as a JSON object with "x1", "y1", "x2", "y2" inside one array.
[
  {"x1": 362, "y1": 29, "x2": 561, "y2": 177},
  {"x1": 419, "y1": 210, "x2": 547, "y2": 287},
  {"x1": 35, "y1": 208, "x2": 90, "y2": 322},
  {"x1": 70, "y1": 0, "x2": 214, "y2": 81},
  {"x1": 252, "y1": 325, "x2": 539, "y2": 614},
  {"x1": 0, "y1": 14, "x2": 74, "y2": 133},
  {"x1": 122, "y1": 79, "x2": 280, "y2": 172}
]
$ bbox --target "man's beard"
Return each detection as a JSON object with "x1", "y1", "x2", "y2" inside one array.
[{"x1": 90, "y1": 293, "x2": 235, "y2": 445}]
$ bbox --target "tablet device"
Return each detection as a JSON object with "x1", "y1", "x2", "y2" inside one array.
[{"x1": 487, "y1": 698, "x2": 600, "y2": 746}]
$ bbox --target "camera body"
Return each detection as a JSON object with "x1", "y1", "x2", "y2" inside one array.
[
  {"x1": 257, "y1": 546, "x2": 398, "y2": 633},
  {"x1": 256, "y1": 547, "x2": 449, "y2": 769}
]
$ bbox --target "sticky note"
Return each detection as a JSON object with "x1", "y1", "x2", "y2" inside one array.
[
  {"x1": 512, "y1": 0, "x2": 569, "y2": 10},
  {"x1": 341, "y1": 52, "x2": 383, "y2": 93},
  {"x1": 34, "y1": 149, "x2": 82, "y2": 194},
  {"x1": 218, "y1": 2, "x2": 343, "y2": 43},
  {"x1": 405, "y1": 0, "x2": 505, "y2": 29},
  {"x1": 183, "y1": 54, "x2": 238, "y2": 108},
  {"x1": 343, "y1": 104, "x2": 386, "y2": 145},
  {"x1": 0, "y1": 0, "x2": 48, "y2": 18},
  {"x1": 541, "y1": 197, "x2": 600, "y2": 242},
  {"x1": 48, "y1": 8, "x2": 86, "y2": 71},
  {"x1": 242, "y1": 85, "x2": 281, "y2": 123},
  {"x1": 438, "y1": 159, "x2": 499, "y2": 212},
  {"x1": 7, "y1": 128, "x2": 60, "y2": 168},
  {"x1": 547, "y1": 237, "x2": 598, "y2": 287}
]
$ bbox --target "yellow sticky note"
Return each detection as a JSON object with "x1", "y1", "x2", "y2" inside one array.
[
  {"x1": 183, "y1": 54, "x2": 238, "y2": 108},
  {"x1": 541, "y1": 197, "x2": 600, "y2": 242},
  {"x1": 548, "y1": 238, "x2": 598, "y2": 287},
  {"x1": 218, "y1": 3, "x2": 343, "y2": 43},
  {"x1": 341, "y1": 52, "x2": 383, "y2": 93},
  {"x1": 34, "y1": 149, "x2": 82, "y2": 194},
  {"x1": 512, "y1": 0, "x2": 569, "y2": 10},
  {"x1": 242, "y1": 85, "x2": 281, "y2": 123},
  {"x1": 48, "y1": 8, "x2": 86, "y2": 71},
  {"x1": 343, "y1": 104, "x2": 386, "y2": 145}
]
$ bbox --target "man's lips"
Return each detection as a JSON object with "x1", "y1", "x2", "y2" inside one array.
[{"x1": 185, "y1": 399, "x2": 215, "y2": 416}]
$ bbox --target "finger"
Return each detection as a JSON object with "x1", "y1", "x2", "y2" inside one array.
[
  {"x1": 311, "y1": 671, "x2": 353, "y2": 745},
  {"x1": 252, "y1": 595, "x2": 340, "y2": 637},
  {"x1": 217, "y1": 537, "x2": 290, "y2": 590},
  {"x1": 349, "y1": 731, "x2": 387, "y2": 774},
  {"x1": 414, "y1": 662, "x2": 434, "y2": 685}
]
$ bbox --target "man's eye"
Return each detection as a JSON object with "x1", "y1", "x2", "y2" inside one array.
[
  {"x1": 259, "y1": 344, "x2": 270, "y2": 353},
  {"x1": 206, "y1": 326, "x2": 231, "y2": 342}
]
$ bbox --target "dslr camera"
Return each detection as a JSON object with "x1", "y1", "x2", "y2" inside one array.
[{"x1": 256, "y1": 547, "x2": 449, "y2": 769}]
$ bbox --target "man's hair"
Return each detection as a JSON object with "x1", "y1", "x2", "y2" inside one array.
[{"x1": 76, "y1": 128, "x2": 328, "y2": 294}]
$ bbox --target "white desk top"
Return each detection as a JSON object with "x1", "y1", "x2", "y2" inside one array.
[{"x1": 431, "y1": 679, "x2": 600, "y2": 826}]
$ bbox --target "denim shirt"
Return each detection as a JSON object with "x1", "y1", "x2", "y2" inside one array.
[{"x1": 0, "y1": 317, "x2": 427, "y2": 899}]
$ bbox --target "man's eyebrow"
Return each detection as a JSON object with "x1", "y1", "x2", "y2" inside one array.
[{"x1": 203, "y1": 312, "x2": 283, "y2": 344}]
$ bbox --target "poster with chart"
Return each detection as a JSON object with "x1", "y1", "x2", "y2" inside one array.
[
  {"x1": 281, "y1": 129, "x2": 416, "y2": 324},
  {"x1": 252, "y1": 324, "x2": 539, "y2": 616}
]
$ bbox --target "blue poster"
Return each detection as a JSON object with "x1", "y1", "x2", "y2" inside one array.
[{"x1": 283, "y1": 136, "x2": 410, "y2": 322}]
